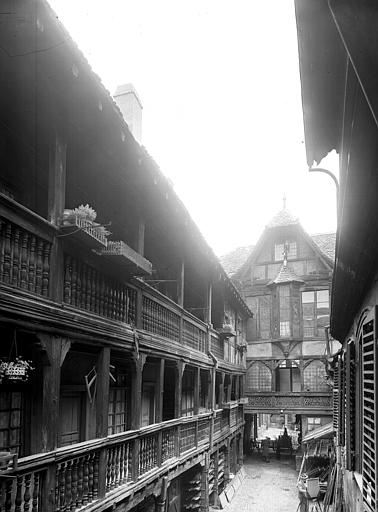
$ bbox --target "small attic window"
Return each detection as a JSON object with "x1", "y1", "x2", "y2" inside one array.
[{"x1": 274, "y1": 241, "x2": 297, "y2": 262}]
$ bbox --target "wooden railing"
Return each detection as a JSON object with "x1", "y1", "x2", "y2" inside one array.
[
  {"x1": 182, "y1": 319, "x2": 207, "y2": 352},
  {"x1": 63, "y1": 255, "x2": 137, "y2": 324},
  {"x1": 142, "y1": 293, "x2": 180, "y2": 342},
  {"x1": 0, "y1": 217, "x2": 52, "y2": 297},
  {"x1": 0, "y1": 412, "x2": 244, "y2": 511}
]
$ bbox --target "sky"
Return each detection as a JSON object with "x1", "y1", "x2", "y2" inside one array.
[{"x1": 48, "y1": 0, "x2": 339, "y2": 256}]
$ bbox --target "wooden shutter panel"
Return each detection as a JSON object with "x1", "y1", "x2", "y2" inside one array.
[
  {"x1": 362, "y1": 307, "x2": 378, "y2": 512},
  {"x1": 332, "y1": 364, "x2": 339, "y2": 432},
  {"x1": 345, "y1": 338, "x2": 356, "y2": 470},
  {"x1": 338, "y1": 354, "x2": 345, "y2": 446}
]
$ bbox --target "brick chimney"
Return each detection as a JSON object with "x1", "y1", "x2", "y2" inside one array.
[{"x1": 113, "y1": 84, "x2": 143, "y2": 144}]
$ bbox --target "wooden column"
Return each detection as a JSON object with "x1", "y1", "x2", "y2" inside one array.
[
  {"x1": 174, "y1": 361, "x2": 185, "y2": 418},
  {"x1": 156, "y1": 359, "x2": 165, "y2": 422},
  {"x1": 156, "y1": 477, "x2": 168, "y2": 512},
  {"x1": 218, "y1": 373, "x2": 225, "y2": 407},
  {"x1": 131, "y1": 354, "x2": 146, "y2": 430},
  {"x1": 194, "y1": 367, "x2": 200, "y2": 415},
  {"x1": 237, "y1": 434, "x2": 244, "y2": 469},
  {"x1": 205, "y1": 281, "x2": 212, "y2": 325},
  {"x1": 177, "y1": 260, "x2": 185, "y2": 307},
  {"x1": 300, "y1": 359, "x2": 305, "y2": 392},
  {"x1": 96, "y1": 347, "x2": 111, "y2": 499},
  {"x1": 226, "y1": 375, "x2": 232, "y2": 403},
  {"x1": 213, "y1": 451, "x2": 219, "y2": 506},
  {"x1": 137, "y1": 217, "x2": 145, "y2": 256},
  {"x1": 36, "y1": 334, "x2": 70, "y2": 511},
  {"x1": 200, "y1": 453, "x2": 210, "y2": 512},
  {"x1": 224, "y1": 438, "x2": 231, "y2": 484},
  {"x1": 48, "y1": 133, "x2": 67, "y2": 303}
]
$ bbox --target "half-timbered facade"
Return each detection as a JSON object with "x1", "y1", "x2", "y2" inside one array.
[
  {"x1": 295, "y1": 2, "x2": 378, "y2": 511},
  {"x1": 0, "y1": 2, "x2": 251, "y2": 511},
  {"x1": 221, "y1": 209, "x2": 335, "y2": 442}
]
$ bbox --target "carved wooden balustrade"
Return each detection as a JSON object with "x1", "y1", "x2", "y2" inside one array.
[
  {"x1": 245, "y1": 392, "x2": 332, "y2": 412},
  {"x1": 0, "y1": 217, "x2": 52, "y2": 297},
  {"x1": 63, "y1": 255, "x2": 137, "y2": 324},
  {"x1": 211, "y1": 334, "x2": 224, "y2": 360},
  {"x1": 0, "y1": 412, "x2": 244, "y2": 511},
  {"x1": 142, "y1": 294, "x2": 180, "y2": 342}
]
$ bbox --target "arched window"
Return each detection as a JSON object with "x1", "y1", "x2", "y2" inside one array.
[
  {"x1": 303, "y1": 360, "x2": 328, "y2": 392},
  {"x1": 246, "y1": 362, "x2": 272, "y2": 391}
]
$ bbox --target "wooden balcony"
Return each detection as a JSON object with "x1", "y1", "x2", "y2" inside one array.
[
  {"x1": 244, "y1": 392, "x2": 332, "y2": 414},
  {"x1": 60, "y1": 216, "x2": 108, "y2": 249},
  {"x1": 0, "y1": 411, "x2": 244, "y2": 512},
  {"x1": 101, "y1": 241, "x2": 152, "y2": 277}
]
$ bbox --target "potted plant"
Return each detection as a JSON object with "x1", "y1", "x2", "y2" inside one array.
[
  {"x1": 62, "y1": 204, "x2": 97, "y2": 226},
  {"x1": 0, "y1": 357, "x2": 34, "y2": 383}
]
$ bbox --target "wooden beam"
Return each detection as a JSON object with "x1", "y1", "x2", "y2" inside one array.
[
  {"x1": 48, "y1": 132, "x2": 67, "y2": 226},
  {"x1": 156, "y1": 358, "x2": 165, "y2": 423},
  {"x1": 131, "y1": 354, "x2": 146, "y2": 430},
  {"x1": 175, "y1": 361, "x2": 185, "y2": 418},
  {"x1": 205, "y1": 281, "x2": 212, "y2": 325},
  {"x1": 194, "y1": 367, "x2": 200, "y2": 415},
  {"x1": 177, "y1": 260, "x2": 185, "y2": 307},
  {"x1": 137, "y1": 217, "x2": 145, "y2": 256},
  {"x1": 96, "y1": 347, "x2": 111, "y2": 438}
]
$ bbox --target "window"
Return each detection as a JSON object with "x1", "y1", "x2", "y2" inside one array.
[
  {"x1": 276, "y1": 360, "x2": 300, "y2": 392},
  {"x1": 274, "y1": 241, "x2": 297, "y2": 261},
  {"x1": 303, "y1": 361, "x2": 329, "y2": 392},
  {"x1": 246, "y1": 362, "x2": 272, "y2": 391},
  {"x1": 0, "y1": 391, "x2": 23, "y2": 455},
  {"x1": 307, "y1": 417, "x2": 321, "y2": 431},
  {"x1": 279, "y1": 285, "x2": 291, "y2": 337},
  {"x1": 181, "y1": 369, "x2": 194, "y2": 417},
  {"x1": 302, "y1": 290, "x2": 330, "y2": 338},
  {"x1": 108, "y1": 371, "x2": 131, "y2": 435}
]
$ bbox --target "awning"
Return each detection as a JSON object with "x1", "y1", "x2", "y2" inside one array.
[{"x1": 302, "y1": 422, "x2": 334, "y2": 444}]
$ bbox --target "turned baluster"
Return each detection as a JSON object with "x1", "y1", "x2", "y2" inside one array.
[
  {"x1": 0, "y1": 220, "x2": 4, "y2": 277},
  {"x1": 42, "y1": 242, "x2": 51, "y2": 296},
  {"x1": 81, "y1": 264, "x2": 88, "y2": 310},
  {"x1": 109, "y1": 447, "x2": 116, "y2": 490},
  {"x1": 116, "y1": 285, "x2": 122, "y2": 321},
  {"x1": 93, "y1": 271, "x2": 100, "y2": 314},
  {"x1": 90, "y1": 269, "x2": 96, "y2": 313},
  {"x1": 3, "y1": 223, "x2": 12, "y2": 284},
  {"x1": 65, "y1": 461, "x2": 72, "y2": 510},
  {"x1": 103, "y1": 281, "x2": 109, "y2": 318},
  {"x1": 99, "y1": 275, "x2": 105, "y2": 316},
  {"x1": 11, "y1": 227, "x2": 21, "y2": 287},
  {"x1": 32, "y1": 473, "x2": 40, "y2": 512},
  {"x1": 28, "y1": 235, "x2": 36, "y2": 292},
  {"x1": 76, "y1": 262, "x2": 82, "y2": 308},
  {"x1": 105, "y1": 449, "x2": 112, "y2": 492},
  {"x1": 23, "y1": 473, "x2": 32, "y2": 512},
  {"x1": 63, "y1": 256, "x2": 72, "y2": 304},
  {"x1": 35, "y1": 240, "x2": 44, "y2": 295},
  {"x1": 93, "y1": 451, "x2": 99, "y2": 499},
  {"x1": 109, "y1": 286, "x2": 115, "y2": 319},
  {"x1": 115, "y1": 445, "x2": 121, "y2": 487},
  {"x1": 15, "y1": 475, "x2": 23, "y2": 512},
  {"x1": 70, "y1": 458, "x2": 78, "y2": 511},
  {"x1": 5, "y1": 478, "x2": 13, "y2": 512},
  {"x1": 86, "y1": 266, "x2": 92, "y2": 312},
  {"x1": 76, "y1": 457, "x2": 84, "y2": 508},
  {"x1": 87, "y1": 453, "x2": 94, "y2": 502},
  {"x1": 71, "y1": 258, "x2": 77, "y2": 307},
  {"x1": 58, "y1": 462, "x2": 67, "y2": 512},
  {"x1": 82, "y1": 455, "x2": 89, "y2": 505},
  {"x1": 118, "y1": 443, "x2": 125, "y2": 483},
  {"x1": 120, "y1": 288, "x2": 126, "y2": 323}
]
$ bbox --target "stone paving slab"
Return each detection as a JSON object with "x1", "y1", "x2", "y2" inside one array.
[{"x1": 223, "y1": 455, "x2": 300, "y2": 512}]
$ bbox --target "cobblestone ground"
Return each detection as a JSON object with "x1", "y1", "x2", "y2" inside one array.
[{"x1": 224, "y1": 454, "x2": 300, "y2": 512}]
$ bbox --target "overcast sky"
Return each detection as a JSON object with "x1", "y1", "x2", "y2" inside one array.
[{"x1": 49, "y1": 0, "x2": 338, "y2": 256}]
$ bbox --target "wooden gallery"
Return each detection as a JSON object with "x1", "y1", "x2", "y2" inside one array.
[{"x1": 0, "y1": 1, "x2": 251, "y2": 511}]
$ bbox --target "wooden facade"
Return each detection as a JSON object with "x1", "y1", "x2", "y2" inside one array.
[
  {"x1": 295, "y1": 1, "x2": 378, "y2": 511},
  {"x1": 222, "y1": 211, "x2": 334, "y2": 439},
  {"x1": 0, "y1": 2, "x2": 250, "y2": 511}
]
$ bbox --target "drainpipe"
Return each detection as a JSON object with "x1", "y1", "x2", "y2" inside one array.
[{"x1": 208, "y1": 350, "x2": 218, "y2": 450}]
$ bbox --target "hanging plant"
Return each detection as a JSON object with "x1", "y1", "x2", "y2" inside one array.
[
  {"x1": 72, "y1": 204, "x2": 97, "y2": 222},
  {"x1": 0, "y1": 331, "x2": 34, "y2": 384},
  {"x1": 0, "y1": 357, "x2": 34, "y2": 383}
]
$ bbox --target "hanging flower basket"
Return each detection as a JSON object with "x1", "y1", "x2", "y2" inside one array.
[{"x1": 0, "y1": 357, "x2": 34, "y2": 383}]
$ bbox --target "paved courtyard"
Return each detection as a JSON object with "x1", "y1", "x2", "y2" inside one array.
[{"x1": 224, "y1": 455, "x2": 300, "y2": 512}]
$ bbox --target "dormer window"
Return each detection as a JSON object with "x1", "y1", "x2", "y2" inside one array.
[{"x1": 274, "y1": 241, "x2": 297, "y2": 261}]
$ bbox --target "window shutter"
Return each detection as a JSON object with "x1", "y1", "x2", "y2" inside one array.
[
  {"x1": 362, "y1": 307, "x2": 378, "y2": 512},
  {"x1": 332, "y1": 363, "x2": 339, "y2": 432},
  {"x1": 345, "y1": 338, "x2": 356, "y2": 470},
  {"x1": 338, "y1": 353, "x2": 345, "y2": 446}
]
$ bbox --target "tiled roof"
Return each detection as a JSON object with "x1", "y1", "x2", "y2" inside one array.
[
  {"x1": 266, "y1": 208, "x2": 298, "y2": 228},
  {"x1": 219, "y1": 245, "x2": 254, "y2": 276},
  {"x1": 220, "y1": 232, "x2": 336, "y2": 277},
  {"x1": 311, "y1": 232, "x2": 336, "y2": 261},
  {"x1": 268, "y1": 263, "x2": 304, "y2": 285}
]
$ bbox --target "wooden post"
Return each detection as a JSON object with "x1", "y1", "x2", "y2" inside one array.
[
  {"x1": 224, "y1": 438, "x2": 231, "y2": 484},
  {"x1": 96, "y1": 347, "x2": 110, "y2": 499},
  {"x1": 200, "y1": 453, "x2": 210, "y2": 512},
  {"x1": 131, "y1": 354, "x2": 146, "y2": 430},
  {"x1": 205, "y1": 281, "x2": 212, "y2": 325},
  {"x1": 156, "y1": 359, "x2": 165, "y2": 423},
  {"x1": 237, "y1": 433, "x2": 243, "y2": 469},
  {"x1": 36, "y1": 334, "x2": 70, "y2": 511},
  {"x1": 177, "y1": 260, "x2": 185, "y2": 307},
  {"x1": 48, "y1": 132, "x2": 67, "y2": 226},
  {"x1": 175, "y1": 361, "x2": 185, "y2": 418},
  {"x1": 157, "y1": 476, "x2": 168, "y2": 512},
  {"x1": 137, "y1": 217, "x2": 145, "y2": 256},
  {"x1": 213, "y1": 450, "x2": 219, "y2": 506},
  {"x1": 194, "y1": 367, "x2": 200, "y2": 415}
]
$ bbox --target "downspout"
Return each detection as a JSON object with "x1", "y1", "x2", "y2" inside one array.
[{"x1": 208, "y1": 350, "x2": 218, "y2": 450}]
